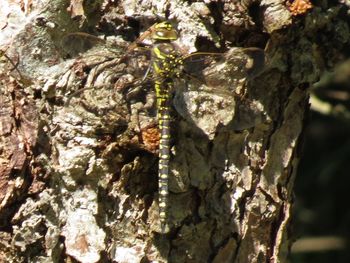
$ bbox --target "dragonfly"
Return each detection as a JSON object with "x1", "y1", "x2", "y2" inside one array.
[{"x1": 61, "y1": 21, "x2": 266, "y2": 233}]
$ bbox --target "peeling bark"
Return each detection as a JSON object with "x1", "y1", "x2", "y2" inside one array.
[
  {"x1": 0, "y1": 74, "x2": 38, "y2": 225},
  {"x1": 0, "y1": 0, "x2": 348, "y2": 262}
]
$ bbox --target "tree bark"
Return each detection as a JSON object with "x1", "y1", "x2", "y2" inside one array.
[{"x1": 0, "y1": 0, "x2": 346, "y2": 262}]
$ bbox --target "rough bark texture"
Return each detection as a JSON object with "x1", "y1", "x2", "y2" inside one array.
[{"x1": 0, "y1": 0, "x2": 347, "y2": 262}]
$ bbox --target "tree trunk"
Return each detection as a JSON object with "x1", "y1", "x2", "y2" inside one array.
[{"x1": 0, "y1": 0, "x2": 345, "y2": 262}]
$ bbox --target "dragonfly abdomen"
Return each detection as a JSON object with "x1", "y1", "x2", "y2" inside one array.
[{"x1": 156, "y1": 80, "x2": 171, "y2": 232}]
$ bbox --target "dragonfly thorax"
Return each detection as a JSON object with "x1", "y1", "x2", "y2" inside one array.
[{"x1": 152, "y1": 42, "x2": 183, "y2": 79}]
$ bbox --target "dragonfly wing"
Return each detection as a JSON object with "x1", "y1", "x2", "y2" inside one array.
[
  {"x1": 174, "y1": 47, "x2": 267, "y2": 138},
  {"x1": 61, "y1": 33, "x2": 107, "y2": 57},
  {"x1": 198, "y1": 47, "x2": 265, "y2": 90},
  {"x1": 173, "y1": 86, "x2": 236, "y2": 139},
  {"x1": 60, "y1": 32, "x2": 127, "y2": 59}
]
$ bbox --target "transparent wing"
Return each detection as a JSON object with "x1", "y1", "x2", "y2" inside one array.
[
  {"x1": 173, "y1": 47, "x2": 267, "y2": 137},
  {"x1": 61, "y1": 32, "x2": 112, "y2": 58},
  {"x1": 182, "y1": 47, "x2": 265, "y2": 92},
  {"x1": 60, "y1": 32, "x2": 153, "y2": 101}
]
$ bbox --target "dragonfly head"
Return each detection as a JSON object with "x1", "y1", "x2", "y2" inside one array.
[{"x1": 151, "y1": 21, "x2": 178, "y2": 41}]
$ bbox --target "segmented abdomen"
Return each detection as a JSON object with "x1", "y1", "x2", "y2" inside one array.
[
  {"x1": 151, "y1": 40, "x2": 182, "y2": 233},
  {"x1": 155, "y1": 80, "x2": 172, "y2": 233}
]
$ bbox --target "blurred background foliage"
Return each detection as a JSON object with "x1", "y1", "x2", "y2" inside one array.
[{"x1": 291, "y1": 59, "x2": 350, "y2": 262}]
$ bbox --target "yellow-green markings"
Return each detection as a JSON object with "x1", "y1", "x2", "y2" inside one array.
[{"x1": 150, "y1": 21, "x2": 183, "y2": 233}]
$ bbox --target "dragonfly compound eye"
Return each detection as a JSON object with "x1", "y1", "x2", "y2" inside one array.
[{"x1": 151, "y1": 21, "x2": 178, "y2": 41}]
